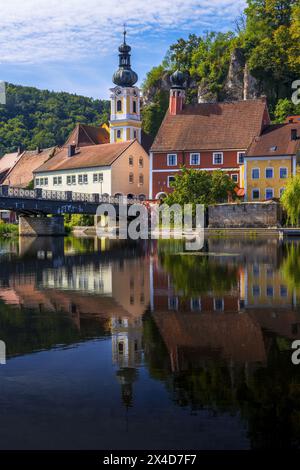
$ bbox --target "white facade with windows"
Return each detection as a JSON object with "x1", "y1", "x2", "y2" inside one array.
[{"x1": 34, "y1": 166, "x2": 112, "y2": 195}]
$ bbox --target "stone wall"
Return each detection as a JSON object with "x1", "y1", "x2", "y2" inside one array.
[
  {"x1": 19, "y1": 215, "x2": 65, "y2": 236},
  {"x1": 208, "y1": 202, "x2": 281, "y2": 228}
]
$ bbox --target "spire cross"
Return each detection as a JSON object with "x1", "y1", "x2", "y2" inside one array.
[{"x1": 123, "y1": 23, "x2": 127, "y2": 44}]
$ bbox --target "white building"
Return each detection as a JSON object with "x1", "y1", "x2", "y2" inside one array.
[{"x1": 34, "y1": 139, "x2": 149, "y2": 199}]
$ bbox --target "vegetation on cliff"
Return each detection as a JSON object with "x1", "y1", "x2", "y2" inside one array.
[{"x1": 142, "y1": 0, "x2": 300, "y2": 137}]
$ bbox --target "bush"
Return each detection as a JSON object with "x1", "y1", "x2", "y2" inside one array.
[{"x1": 0, "y1": 221, "x2": 18, "y2": 236}]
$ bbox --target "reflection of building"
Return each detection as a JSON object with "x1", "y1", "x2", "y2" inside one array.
[{"x1": 111, "y1": 317, "x2": 143, "y2": 368}]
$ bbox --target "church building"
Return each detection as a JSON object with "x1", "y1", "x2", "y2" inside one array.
[{"x1": 34, "y1": 32, "x2": 149, "y2": 199}]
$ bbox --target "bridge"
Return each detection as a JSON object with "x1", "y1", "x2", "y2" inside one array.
[{"x1": 0, "y1": 185, "x2": 138, "y2": 236}]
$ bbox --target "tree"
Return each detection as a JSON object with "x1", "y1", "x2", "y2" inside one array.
[
  {"x1": 0, "y1": 83, "x2": 110, "y2": 156},
  {"x1": 164, "y1": 167, "x2": 236, "y2": 208},
  {"x1": 281, "y1": 173, "x2": 300, "y2": 226}
]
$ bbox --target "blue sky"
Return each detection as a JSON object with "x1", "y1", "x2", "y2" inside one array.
[{"x1": 0, "y1": 0, "x2": 246, "y2": 99}]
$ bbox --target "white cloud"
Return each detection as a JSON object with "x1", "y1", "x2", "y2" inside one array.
[{"x1": 0, "y1": 0, "x2": 246, "y2": 64}]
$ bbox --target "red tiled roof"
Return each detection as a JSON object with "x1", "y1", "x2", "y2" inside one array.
[
  {"x1": 0, "y1": 151, "x2": 21, "y2": 173},
  {"x1": 65, "y1": 123, "x2": 109, "y2": 147},
  {"x1": 34, "y1": 140, "x2": 135, "y2": 173},
  {"x1": 3, "y1": 147, "x2": 57, "y2": 187},
  {"x1": 151, "y1": 99, "x2": 269, "y2": 152},
  {"x1": 247, "y1": 123, "x2": 300, "y2": 157}
]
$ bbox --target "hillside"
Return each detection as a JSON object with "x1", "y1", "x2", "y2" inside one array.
[
  {"x1": 142, "y1": 0, "x2": 300, "y2": 137},
  {"x1": 0, "y1": 83, "x2": 110, "y2": 155}
]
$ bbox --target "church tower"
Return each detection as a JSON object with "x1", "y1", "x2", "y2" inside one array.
[{"x1": 110, "y1": 29, "x2": 141, "y2": 143}]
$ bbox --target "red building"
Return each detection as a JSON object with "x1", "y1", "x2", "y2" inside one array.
[{"x1": 149, "y1": 70, "x2": 270, "y2": 199}]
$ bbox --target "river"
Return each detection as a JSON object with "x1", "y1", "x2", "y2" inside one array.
[{"x1": 0, "y1": 235, "x2": 299, "y2": 449}]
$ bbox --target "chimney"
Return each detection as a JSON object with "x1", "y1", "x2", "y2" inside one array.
[
  {"x1": 291, "y1": 129, "x2": 298, "y2": 141},
  {"x1": 68, "y1": 144, "x2": 76, "y2": 157},
  {"x1": 169, "y1": 70, "x2": 186, "y2": 116}
]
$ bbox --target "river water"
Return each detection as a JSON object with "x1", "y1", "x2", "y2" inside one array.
[{"x1": 0, "y1": 235, "x2": 299, "y2": 450}]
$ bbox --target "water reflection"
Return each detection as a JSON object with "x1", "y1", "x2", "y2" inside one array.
[{"x1": 0, "y1": 235, "x2": 299, "y2": 449}]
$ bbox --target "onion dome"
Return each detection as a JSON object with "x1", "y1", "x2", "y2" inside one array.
[
  {"x1": 170, "y1": 69, "x2": 186, "y2": 89},
  {"x1": 112, "y1": 30, "x2": 138, "y2": 87}
]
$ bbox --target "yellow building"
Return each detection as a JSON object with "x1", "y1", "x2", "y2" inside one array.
[
  {"x1": 244, "y1": 123, "x2": 300, "y2": 201},
  {"x1": 110, "y1": 30, "x2": 142, "y2": 144}
]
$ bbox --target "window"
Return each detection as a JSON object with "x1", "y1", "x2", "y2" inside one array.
[
  {"x1": 213, "y1": 152, "x2": 223, "y2": 165},
  {"x1": 53, "y1": 177, "x2": 58, "y2": 185},
  {"x1": 139, "y1": 174, "x2": 144, "y2": 186},
  {"x1": 253, "y1": 264, "x2": 259, "y2": 276},
  {"x1": 252, "y1": 168, "x2": 260, "y2": 179},
  {"x1": 67, "y1": 176, "x2": 71, "y2": 185},
  {"x1": 231, "y1": 174, "x2": 238, "y2": 183},
  {"x1": 44, "y1": 178, "x2": 48, "y2": 186},
  {"x1": 94, "y1": 173, "x2": 103, "y2": 183},
  {"x1": 167, "y1": 154, "x2": 177, "y2": 166},
  {"x1": 78, "y1": 175, "x2": 83, "y2": 184},
  {"x1": 280, "y1": 285, "x2": 288, "y2": 297},
  {"x1": 190, "y1": 153, "x2": 200, "y2": 165},
  {"x1": 280, "y1": 167, "x2": 288, "y2": 179},
  {"x1": 117, "y1": 100, "x2": 122, "y2": 112},
  {"x1": 213, "y1": 298, "x2": 224, "y2": 311},
  {"x1": 252, "y1": 285, "x2": 260, "y2": 296},
  {"x1": 252, "y1": 189, "x2": 260, "y2": 200},
  {"x1": 117, "y1": 129, "x2": 121, "y2": 139},
  {"x1": 35, "y1": 178, "x2": 40, "y2": 185},
  {"x1": 266, "y1": 266, "x2": 273, "y2": 278},
  {"x1": 139, "y1": 157, "x2": 143, "y2": 168},
  {"x1": 129, "y1": 156, "x2": 133, "y2": 166},
  {"x1": 40, "y1": 178, "x2": 45, "y2": 186},
  {"x1": 83, "y1": 174, "x2": 88, "y2": 184},
  {"x1": 129, "y1": 173, "x2": 134, "y2": 184},
  {"x1": 266, "y1": 286, "x2": 274, "y2": 297},
  {"x1": 58, "y1": 176, "x2": 62, "y2": 185},
  {"x1": 133, "y1": 101, "x2": 137, "y2": 113},
  {"x1": 133, "y1": 130, "x2": 137, "y2": 139},
  {"x1": 168, "y1": 296, "x2": 178, "y2": 311},
  {"x1": 265, "y1": 188, "x2": 274, "y2": 200},
  {"x1": 237, "y1": 151, "x2": 245, "y2": 164},
  {"x1": 265, "y1": 167, "x2": 274, "y2": 178},
  {"x1": 167, "y1": 176, "x2": 176, "y2": 188},
  {"x1": 280, "y1": 187, "x2": 285, "y2": 197},
  {"x1": 190, "y1": 298, "x2": 201, "y2": 311}
]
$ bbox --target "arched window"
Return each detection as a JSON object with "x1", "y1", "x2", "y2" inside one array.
[
  {"x1": 117, "y1": 129, "x2": 121, "y2": 139},
  {"x1": 127, "y1": 193, "x2": 134, "y2": 199},
  {"x1": 117, "y1": 100, "x2": 122, "y2": 112},
  {"x1": 129, "y1": 173, "x2": 134, "y2": 184},
  {"x1": 133, "y1": 101, "x2": 137, "y2": 113},
  {"x1": 139, "y1": 194, "x2": 146, "y2": 201}
]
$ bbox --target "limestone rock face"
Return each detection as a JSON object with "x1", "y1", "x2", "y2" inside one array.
[
  {"x1": 142, "y1": 72, "x2": 171, "y2": 106},
  {"x1": 198, "y1": 80, "x2": 218, "y2": 103},
  {"x1": 223, "y1": 48, "x2": 245, "y2": 101}
]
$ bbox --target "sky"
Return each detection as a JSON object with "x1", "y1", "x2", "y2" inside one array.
[{"x1": 0, "y1": 0, "x2": 246, "y2": 99}]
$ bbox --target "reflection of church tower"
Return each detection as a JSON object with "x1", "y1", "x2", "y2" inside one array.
[
  {"x1": 111, "y1": 316, "x2": 143, "y2": 408},
  {"x1": 111, "y1": 317, "x2": 143, "y2": 368},
  {"x1": 110, "y1": 28, "x2": 141, "y2": 143}
]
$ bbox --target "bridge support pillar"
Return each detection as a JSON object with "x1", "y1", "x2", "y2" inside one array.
[{"x1": 19, "y1": 215, "x2": 65, "y2": 237}]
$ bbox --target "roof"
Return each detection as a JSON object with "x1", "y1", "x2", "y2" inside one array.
[
  {"x1": 65, "y1": 123, "x2": 110, "y2": 147},
  {"x1": 246, "y1": 123, "x2": 300, "y2": 157},
  {"x1": 34, "y1": 140, "x2": 135, "y2": 173},
  {"x1": 151, "y1": 99, "x2": 269, "y2": 152},
  {"x1": 285, "y1": 115, "x2": 300, "y2": 124},
  {"x1": 0, "y1": 151, "x2": 21, "y2": 174},
  {"x1": 3, "y1": 147, "x2": 57, "y2": 187}
]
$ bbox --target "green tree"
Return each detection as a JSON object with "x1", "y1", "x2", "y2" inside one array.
[
  {"x1": 281, "y1": 173, "x2": 300, "y2": 226},
  {"x1": 164, "y1": 167, "x2": 236, "y2": 208}
]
